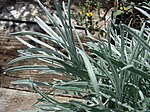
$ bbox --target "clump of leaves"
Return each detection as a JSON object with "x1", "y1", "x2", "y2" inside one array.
[
  {"x1": 6, "y1": 0, "x2": 150, "y2": 111},
  {"x1": 75, "y1": 0, "x2": 114, "y2": 34},
  {"x1": 113, "y1": 0, "x2": 150, "y2": 29}
]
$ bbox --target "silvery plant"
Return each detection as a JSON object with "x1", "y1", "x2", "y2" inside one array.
[{"x1": 6, "y1": 0, "x2": 150, "y2": 111}]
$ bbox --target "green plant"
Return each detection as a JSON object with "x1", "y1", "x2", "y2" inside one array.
[
  {"x1": 113, "y1": 0, "x2": 150, "y2": 28},
  {"x1": 76, "y1": 0, "x2": 106, "y2": 34},
  {"x1": 6, "y1": 0, "x2": 150, "y2": 111}
]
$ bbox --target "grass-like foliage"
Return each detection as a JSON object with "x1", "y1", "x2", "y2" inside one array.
[{"x1": 6, "y1": 0, "x2": 150, "y2": 111}]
